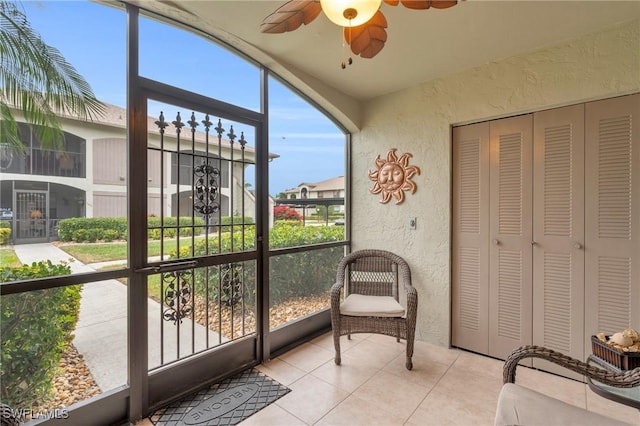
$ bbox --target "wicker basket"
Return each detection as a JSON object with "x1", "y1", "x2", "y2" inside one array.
[{"x1": 591, "y1": 335, "x2": 640, "y2": 370}]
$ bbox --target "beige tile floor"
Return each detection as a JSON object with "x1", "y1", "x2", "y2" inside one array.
[{"x1": 140, "y1": 332, "x2": 640, "y2": 425}]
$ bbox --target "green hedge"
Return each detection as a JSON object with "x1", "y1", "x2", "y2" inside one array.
[
  {"x1": 171, "y1": 222, "x2": 344, "y2": 306},
  {"x1": 269, "y1": 224, "x2": 344, "y2": 304},
  {"x1": 273, "y1": 220, "x2": 302, "y2": 228},
  {"x1": 0, "y1": 228, "x2": 10, "y2": 245},
  {"x1": 0, "y1": 261, "x2": 80, "y2": 409},
  {"x1": 58, "y1": 216, "x2": 208, "y2": 242},
  {"x1": 215, "y1": 216, "x2": 254, "y2": 232},
  {"x1": 147, "y1": 216, "x2": 206, "y2": 239},
  {"x1": 58, "y1": 217, "x2": 127, "y2": 242}
]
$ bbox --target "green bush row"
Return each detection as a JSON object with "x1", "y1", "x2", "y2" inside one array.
[
  {"x1": 147, "y1": 217, "x2": 206, "y2": 240},
  {"x1": 308, "y1": 214, "x2": 344, "y2": 221},
  {"x1": 58, "y1": 216, "x2": 211, "y2": 242},
  {"x1": 170, "y1": 222, "x2": 344, "y2": 305},
  {"x1": 269, "y1": 223, "x2": 344, "y2": 304},
  {"x1": 0, "y1": 261, "x2": 80, "y2": 409},
  {"x1": 0, "y1": 228, "x2": 11, "y2": 245},
  {"x1": 273, "y1": 220, "x2": 302, "y2": 228},
  {"x1": 215, "y1": 216, "x2": 254, "y2": 232},
  {"x1": 58, "y1": 217, "x2": 127, "y2": 241},
  {"x1": 71, "y1": 228, "x2": 127, "y2": 243}
]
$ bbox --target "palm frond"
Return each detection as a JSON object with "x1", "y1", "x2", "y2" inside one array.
[
  {"x1": 0, "y1": 0, "x2": 105, "y2": 149},
  {"x1": 0, "y1": 103, "x2": 24, "y2": 152}
]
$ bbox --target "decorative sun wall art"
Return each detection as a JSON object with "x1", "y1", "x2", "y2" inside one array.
[{"x1": 368, "y1": 149, "x2": 421, "y2": 204}]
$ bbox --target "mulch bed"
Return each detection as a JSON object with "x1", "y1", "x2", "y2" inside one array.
[{"x1": 46, "y1": 293, "x2": 329, "y2": 411}]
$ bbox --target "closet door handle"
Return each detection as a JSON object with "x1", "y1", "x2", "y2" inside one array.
[
  {"x1": 493, "y1": 239, "x2": 500, "y2": 245},
  {"x1": 574, "y1": 243, "x2": 583, "y2": 249}
]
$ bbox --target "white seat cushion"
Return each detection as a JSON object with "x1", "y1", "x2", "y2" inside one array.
[
  {"x1": 340, "y1": 294, "x2": 405, "y2": 317},
  {"x1": 495, "y1": 383, "x2": 633, "y2": 426}
]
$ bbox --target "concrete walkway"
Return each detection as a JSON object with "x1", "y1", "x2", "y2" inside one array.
[{"x1": 12, "y1": 243, "x2": 221, "y2": 392}]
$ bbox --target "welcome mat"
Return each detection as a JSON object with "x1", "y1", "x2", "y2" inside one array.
[{"x1": 149, "y1": 369, "x2": 291, "y2": 426}]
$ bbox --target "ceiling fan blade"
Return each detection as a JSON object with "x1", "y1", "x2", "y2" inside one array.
[
  {"x1": 399, "y1": 0, "x2": 431, "y2": 10},
  {"x1": 387, "y1": 0, "x2": 457, "y2": 9},
  {"x1": 260, "y1": 0, "x2": 322, "y2": 34},
  {"x1": 345, "y1": 11, "x2": 388, "y2": 59},
  {"x1": 429, "y1": 0, "x2": 458, "y2": 9},
  {"x1": 397, "y1": 0, "x2": 457, "y2": 9}
]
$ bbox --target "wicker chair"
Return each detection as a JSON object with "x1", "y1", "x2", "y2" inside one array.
[
  {"x1": 503, "y1": 345, "x2": 640, "y2": 387},
  {"x1": 330, "y1": 249, "x2": 417, "y2": 370},
  {"x1": 495, "y1": 345, "x2": 640, "y2": 426}
]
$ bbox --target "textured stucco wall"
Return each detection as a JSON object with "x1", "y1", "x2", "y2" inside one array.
[{"x1": 351, "y1": 19, "x2": 640, "y2": 346}]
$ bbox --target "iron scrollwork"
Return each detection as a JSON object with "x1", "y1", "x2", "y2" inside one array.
[
  {"x1": 219, "y1": 263, "x2": 245, "y2": 307},
  {"x1": 193, "y1": 163, "x2": 220, "y2": 216},
  {"x1": 162, "y1": 270, "x2": 193, "y2": 323}
]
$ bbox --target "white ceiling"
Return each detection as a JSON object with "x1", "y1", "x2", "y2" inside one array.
[{"x1": 134, "y1": 1, "x2": 640, "y2": 102}]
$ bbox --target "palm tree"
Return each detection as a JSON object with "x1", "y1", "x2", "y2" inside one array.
[{"x1": 0, "y1": 0, "x2": 104, "y2": 155}]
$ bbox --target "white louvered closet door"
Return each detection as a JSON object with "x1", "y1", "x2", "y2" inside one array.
[
  {"x1": 452, "y1": 122, "x2": 490, "y2": 354},
  {"x1": 488, "y1": 115, "x2": 533, "y2": 359},
  {"x1": 452, "y1": 94, "x2": 638, "y2": 373},
  {"x1": 585, "y1": 94, "x2": 640, "y2": 355},
  {"x1": 532, "y1": 105, "x2": 585, "y2": 377}
]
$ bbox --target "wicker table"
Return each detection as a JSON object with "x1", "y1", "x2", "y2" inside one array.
[{"x1": 587, "y1": 356, "x2": 640, "y2": 409}]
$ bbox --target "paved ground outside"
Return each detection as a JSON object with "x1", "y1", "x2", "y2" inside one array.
[{"x1": 12, "y1": 243, "x2": 221, "y2": 392}]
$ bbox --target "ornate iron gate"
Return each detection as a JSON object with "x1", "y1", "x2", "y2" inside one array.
[
  {"x1": 146, "y1": 104, "x2": 258, "y2": 369},
  {"x1": 14, "y1": 190, "x2": 48, "y2": 243}
]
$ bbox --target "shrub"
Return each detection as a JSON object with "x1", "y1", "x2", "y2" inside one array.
[
  {"x1": 147, "y1": 228, "x2": 162, "y2": 240},
  {"x1": 268, "y1": 224, "x2": 344, "y2": 304},
  {"x1": 0, "y1": 228, "x2": 11, "y2": 245},
  {"x1": 273, "y1": 205, "x2": 302, "y2": 222},
  {"x1": 58, "y1": 217, "x2": 126, "y2": 242},
  {"x1": 172, "y1": 223, "x2": 344, "y2": 306},
  {"x1": 72, "y1": 229, "x2": 87, "y2": 242},
  {"x1": 102, "y1": 229, "x2": 119, "y2": 242},
  {"x1": 0, "y1": 220, "x2": 11, "y2": 229},
  {"x1": 169, "y1": 227, "x2": 256, "y2": 308},
  {"x1": 273, "y1": 220, "x2": 302, "y2": 228},
  {"x1": 147, "y1": 216, "x2": 206, "y2": 239},
  {"x1": 58, "y1": 216, "x2": 206, "y2": 242},
  {"x1": 270, "y1": 222, "x2": 343, "y2": 249},
  {"x1": 215, "y1": 216, "x2": 254, "y2": 233},
  {"x1": 73, "y1": 228, "x2": 102, "y2": 243},
  {"x1": 0, "y1": 261, "x2": 81, "y2": 409}
]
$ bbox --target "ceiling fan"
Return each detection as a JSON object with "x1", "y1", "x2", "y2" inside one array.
[{"x1": 260, "y1": 0, "x2": 458, "y2": 65}]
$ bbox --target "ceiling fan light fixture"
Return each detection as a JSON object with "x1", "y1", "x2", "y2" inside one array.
[
  {"x1": 320, "y1": 0, "x2": 382, "y2": 27},
  {"x1": 261, "y1": 0, "x2": 459, "y2": 61}
]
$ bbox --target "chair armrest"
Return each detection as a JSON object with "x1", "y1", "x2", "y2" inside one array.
[
  {"x1": 330, "y1": 281, "x2": 343, "y2": 310},
  {"x1": 503, "y1": 345, "x2": 640, "y2": 388},
  {"x1": 398, "y1": 258, "x2": 416, "y2": 319},
  {"x1": 405, "y1": 285, "x2": 418, "y2": 321}
]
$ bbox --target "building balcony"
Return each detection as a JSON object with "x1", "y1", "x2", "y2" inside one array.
[{"x1": 2, "y1": 149, "x2": 85, "y2": 179}]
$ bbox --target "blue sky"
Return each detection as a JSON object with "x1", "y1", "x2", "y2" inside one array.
[{"x1": 20, "y1": 0, "x2": 345, "y2": 195}]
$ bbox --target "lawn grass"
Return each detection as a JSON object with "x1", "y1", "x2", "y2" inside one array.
[
  {"x1": 58, "y1": 236, "x2": 206, "y2": 264},
  {"x1": 59, "y1": 243, "x2": 128, "y2": 264},
  {"x1": 0, "y1": 248, "x2": 22, "y2": 268},
  {"x1": 147, "y1": 274, "x2": 162, "y2": 301},
  {"x1": 59, "y1": 239, "x2": 178, "y2": 264}
]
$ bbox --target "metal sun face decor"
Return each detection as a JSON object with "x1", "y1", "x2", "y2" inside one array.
[{"x1": 368, "y1": 148, "x2": 421, "y2": 204}]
